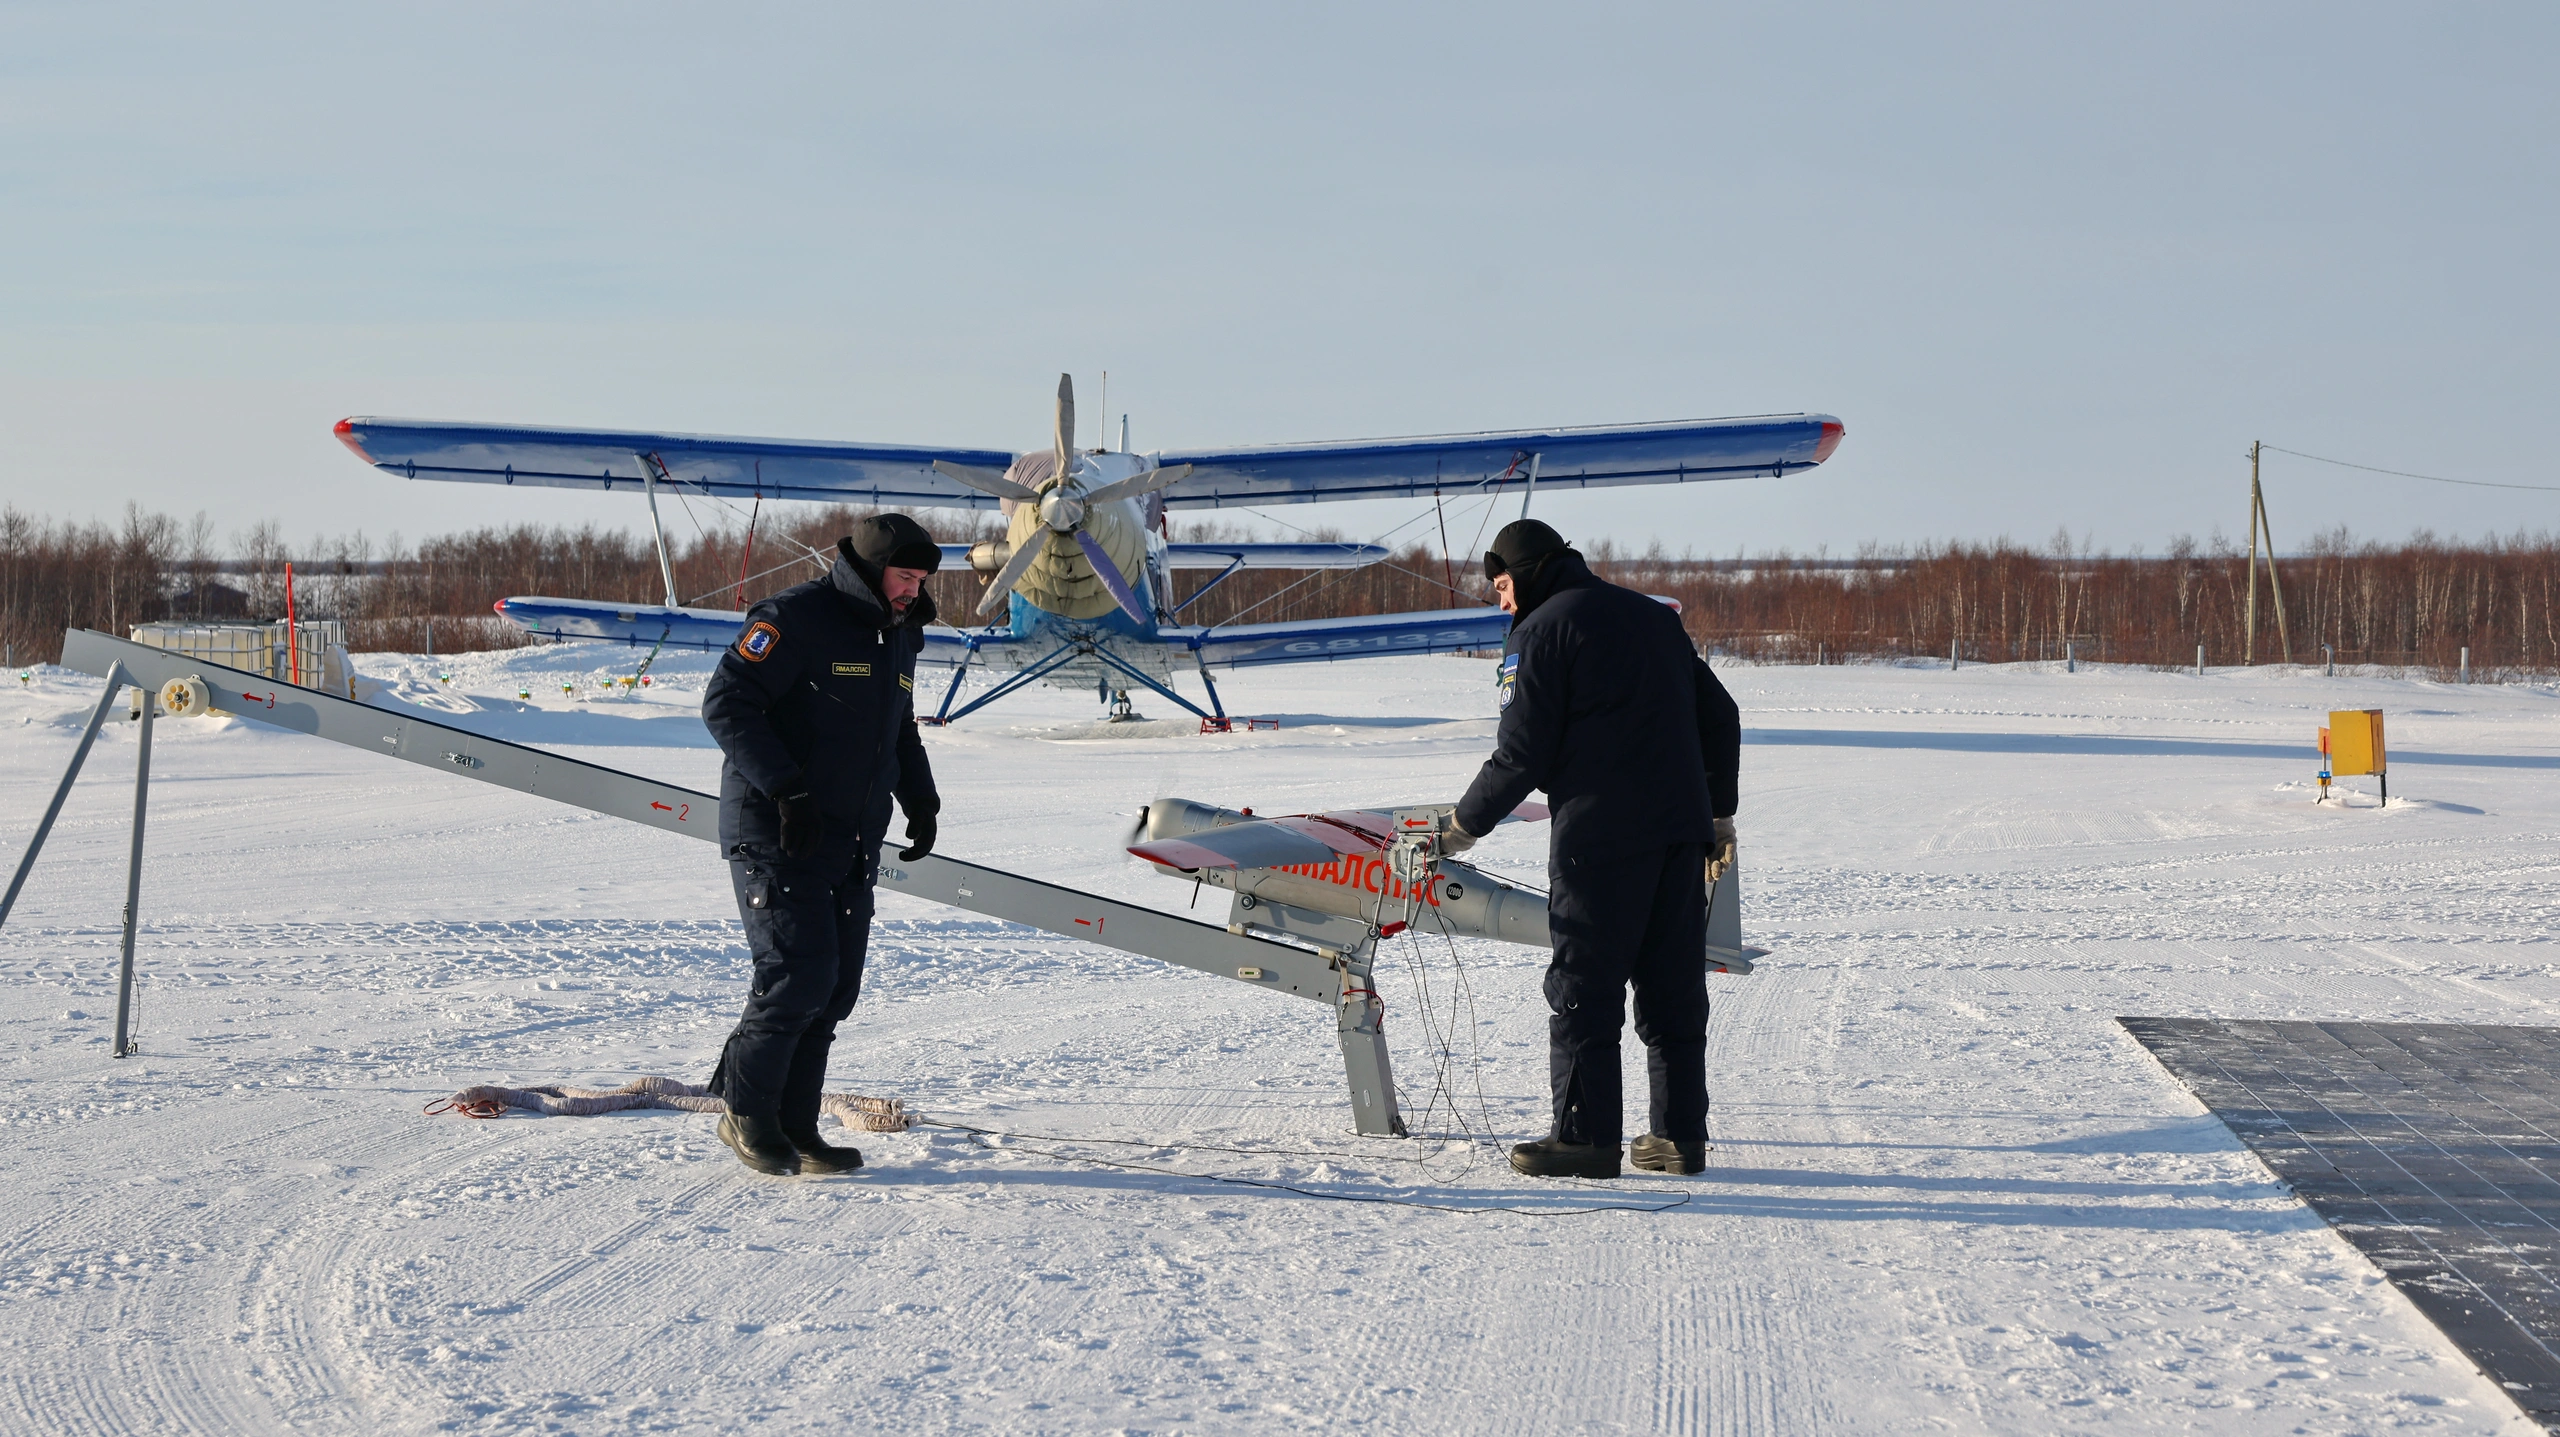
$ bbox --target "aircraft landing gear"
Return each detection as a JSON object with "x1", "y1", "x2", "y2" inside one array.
[{"x1": 1106, "y1": 688, "x2": 1147, "y2": 723}]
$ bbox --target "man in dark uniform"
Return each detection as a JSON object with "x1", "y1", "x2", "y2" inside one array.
[
  {"x1": 700, "y1": 514, "x2": 945, "y2": 1177},
  {"x1": 1448, "y1": 520, "x2": 1740, "y2": 1180}
]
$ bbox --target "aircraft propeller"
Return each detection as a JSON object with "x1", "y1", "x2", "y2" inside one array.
[{"x1": 945, "y1": 375, "x2": 1191, "y2": 626}]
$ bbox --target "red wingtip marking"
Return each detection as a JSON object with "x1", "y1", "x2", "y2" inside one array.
[
  {"x1": 1812, "y1": 420, "x2": 1846, "y2": 465},
  {"x1": 333, "y1": 418, "x2": 376, "y2": 464},
  {"x1": 1129, "y1": 838, "x2": 1237, "y2": 870},
  {"x1": 492, "y1": 599, "x2": 508, "y2": 616}
]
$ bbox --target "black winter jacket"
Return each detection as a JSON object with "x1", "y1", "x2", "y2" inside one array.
[
  {"x1": 702, "y1": 545, "x2": 940, "y2": 860},
  {"x1": 1455, "y1": 553, "x2": 1739, "y2": 855}
]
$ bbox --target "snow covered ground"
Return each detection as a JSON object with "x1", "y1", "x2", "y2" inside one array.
[{"x1": 3, "y1": 645, "x2": 2555, "y2": 1434}]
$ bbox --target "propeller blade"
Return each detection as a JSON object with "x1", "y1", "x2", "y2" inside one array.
[
  {"x1": 1053, "y1": 373, "x2": 1076, "y2": 482},
  {"x1": 976, "y1": 529, "x2": 1054, "y2": 616},
  {"x1": 1074, "y1": 528, "x2": 1154, "y2": 627},
  {"x1": 933, "y1": 459, "x2": 1041, "y2": 504},
  {"x1": 1081, "y1": 463, "x2": 1194, "y2": 507}
]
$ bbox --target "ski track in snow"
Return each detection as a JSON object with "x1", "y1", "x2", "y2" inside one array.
[{"x1": 2, "y1": 650, "x2": 2554, "y2": 1433}]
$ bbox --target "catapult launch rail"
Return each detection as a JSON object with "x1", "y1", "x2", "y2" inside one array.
[{"x1": 20, "y1": 630, "x2": 1408, "y2": 1135}]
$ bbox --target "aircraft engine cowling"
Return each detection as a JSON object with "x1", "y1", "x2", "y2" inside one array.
[{"x1": 997, "y1": 450, "x2": 1150, "y2": 621}]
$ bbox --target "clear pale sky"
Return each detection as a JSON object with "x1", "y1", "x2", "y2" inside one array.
[{"x1": 2, "y1": 3, "x2": 2552, "y2": 559}]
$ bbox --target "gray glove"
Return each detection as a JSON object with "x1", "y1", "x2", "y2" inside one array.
[
  {"x1": 1704, "y1": 816, "x2": 1737, "y2": 886},
  {"x1": 1440, "y1": 821, "x2": 1480, "y2": 856}
]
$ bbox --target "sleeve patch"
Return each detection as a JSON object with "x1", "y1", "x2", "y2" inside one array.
[
  {"x1": 831, "y1": 662, "x2": 872, "y2": 676},
  {"x1": 1497, "y1": 652, "x2": 1520, "y2": 710},
  {"x1": 898, "y1": 673, "x2": 915, "y2": 692},
  {"x1": 737, "y1": 622, "x2": 781, "y2": 662}
]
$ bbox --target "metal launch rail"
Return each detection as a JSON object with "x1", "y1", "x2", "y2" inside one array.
[{"x1": 8, "y1": 630, "x2": 1409, "y2": 1135}]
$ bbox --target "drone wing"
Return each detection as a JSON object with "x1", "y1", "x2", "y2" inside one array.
[
  {"x1": 335, "y1": 418, "x2": 1015, "y2": 509},
  {"x1": 1128, "y1": 819, "x2": 1351, "y2": 871},
  {"x1": 1155, "y1": 413, "x2": 1844, "y2": 510}
]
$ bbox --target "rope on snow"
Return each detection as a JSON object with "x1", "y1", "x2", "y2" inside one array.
[{"x1": 425, "y1": 1075, "x2": 908, "y2": 1130}]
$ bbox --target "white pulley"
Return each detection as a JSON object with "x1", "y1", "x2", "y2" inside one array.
[{"x1": 158, "y1": 675, "x2": 214, "y2": 718}]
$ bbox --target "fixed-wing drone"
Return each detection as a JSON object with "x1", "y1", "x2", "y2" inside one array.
[
  {"x1": 1128, "y1": 797, "x2": 1759, "y2": 975},
  {"x1": 335, "y1": 377, "x2": 1842, "y2": 724}
]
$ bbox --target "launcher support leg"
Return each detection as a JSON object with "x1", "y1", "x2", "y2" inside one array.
[
  {"x1": 0, "y1": 662, "x2": 127, "y2": 929},
  {"x1": 114, "y1": 689, "x2": 155, "y2": 1059},
  {"x1": 1330, "y1": 940, "x2": 1406, "y2": 1138}
]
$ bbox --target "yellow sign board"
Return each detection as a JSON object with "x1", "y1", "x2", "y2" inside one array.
[{"x1": 2328, "y1": 709, "x2": 2385, "y2": 777}]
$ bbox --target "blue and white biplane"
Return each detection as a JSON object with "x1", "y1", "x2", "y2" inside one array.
[{"x1": 335, "y1": 377, "x2": 1843, "y2": 724}]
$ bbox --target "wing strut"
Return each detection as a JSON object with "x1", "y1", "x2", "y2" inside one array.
[{"x1": 637, "y1": 453, "x2": 679, "y2": 608}]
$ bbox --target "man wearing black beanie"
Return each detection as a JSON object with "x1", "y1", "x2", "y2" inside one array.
[
  {"x1": 699, "y1": 512, "x2": 946, "y2": 1176},
  {"x1": 1447, "y1": 519, "x2": 1741, "y2": 1179}
]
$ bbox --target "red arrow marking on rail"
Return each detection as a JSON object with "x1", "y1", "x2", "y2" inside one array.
[{"x1": 650, "y1": 802, "x2": 672, "y2": 811}]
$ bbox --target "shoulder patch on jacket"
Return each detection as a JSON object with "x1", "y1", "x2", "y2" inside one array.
[
  {"x1": 1497, "y1": 652, "x2": 1520, "y2": 709},
  {"x1": 737, "y1": 622, "x2": 781, "y2": 662}
]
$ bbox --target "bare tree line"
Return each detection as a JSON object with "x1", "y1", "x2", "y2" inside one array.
[{"x1": 2, "y1": 503, "x2": 2552, "y2": 679}]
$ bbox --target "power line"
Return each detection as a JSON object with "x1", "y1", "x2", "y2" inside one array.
[{"x1": 2260, "y1": 445, "x2": 2560, "y2": 494}]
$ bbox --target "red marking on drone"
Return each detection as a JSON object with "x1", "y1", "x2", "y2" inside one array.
[
  {"x1": 649, "y1": 802, "x2": 690, "y2": 820},
  {"x1": 241, "y1": 691, "x2": 276, "y2": 709},
  {"x1": 651, "y1": 802, "x2": 671, "y2": 811},
  {"x1": 1073, "y1": 916, "x2": 1105, "y2": 933}
]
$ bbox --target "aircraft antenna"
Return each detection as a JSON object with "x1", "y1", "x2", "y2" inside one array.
[
  {"x1": 1121, "y1": 413, "x2": 1130, "y2": 453},
  {"x1": 1096, "y1": 372, "x2": 1107, "y2": 450}
]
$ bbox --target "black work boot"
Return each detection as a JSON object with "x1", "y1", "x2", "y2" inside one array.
[
  {"x1": 718, "y1": 1112, "x2": 801, "y2": 1176},
  {"x1": 1509, "y1": 1138, "x2": 1620, "y2": 1179},
  {"x1": 784, "y1": 1126, "x2": 865, "y2": 1175},
  {"x1": 1629, "y1": 1134, "x2": 1707, "y2": 1175}
]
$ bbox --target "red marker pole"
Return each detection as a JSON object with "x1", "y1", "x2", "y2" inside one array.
[{"x1": 284, "y1": 561, "x2": 302, "y2": 687}]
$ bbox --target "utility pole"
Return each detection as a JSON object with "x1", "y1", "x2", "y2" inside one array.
[
  {"x1": 2245, "y1": 441, "x2": 2293, "y2": 665},
  {"x1": 2245, "y1": 443, "x2": 2261, "y2": 666}
]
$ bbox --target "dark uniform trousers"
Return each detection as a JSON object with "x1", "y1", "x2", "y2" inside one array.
[
  {"x1": 708, "y1": 840, "x2": 877, "y2": 1129},
  {"x1": 1545, "y1": 840, "x2": 1711, "y2": 1146}
]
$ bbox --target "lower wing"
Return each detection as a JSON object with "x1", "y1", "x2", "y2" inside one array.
[
  {"x1": 491, "y1": 597, "x2": 989, "y2": 667},
  {"x1": 1170, "y1": 607, "x2": 1511, "y2": 668}
]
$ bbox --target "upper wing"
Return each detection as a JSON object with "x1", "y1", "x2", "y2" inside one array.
[
  {"x1": 335, "y1": 418, "x2": 1014, "y2": 509},
  {"x1": 1156, "y1": 413, "x2": 1844, "y2": 509},
  {"x1": 1163, "y1": 542, "x2": 1390, "y2": 570},
  {"x1": 1170, "y1": 606, "x2": 1512, "y2": 669}
]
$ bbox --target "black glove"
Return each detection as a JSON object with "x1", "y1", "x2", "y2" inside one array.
[
  {"x1": 776, "y1": 791, "x2": 822, "y2": 859},
  {"x1": 898, "y1": 810, "x2": 937, "y2": 863}
]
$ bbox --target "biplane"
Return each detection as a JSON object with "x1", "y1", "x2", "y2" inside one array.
[{"x1": 335, "y1": 377, "x2": 1842, "y2": 724}]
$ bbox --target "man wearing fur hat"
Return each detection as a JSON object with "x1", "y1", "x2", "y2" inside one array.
[
  {"x1": 699, "y1": 513, "x2": 946, "y2": 1176},
  {"x1": 1447, "y1": 519, "x2": 1740, "y2": 1180}
]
